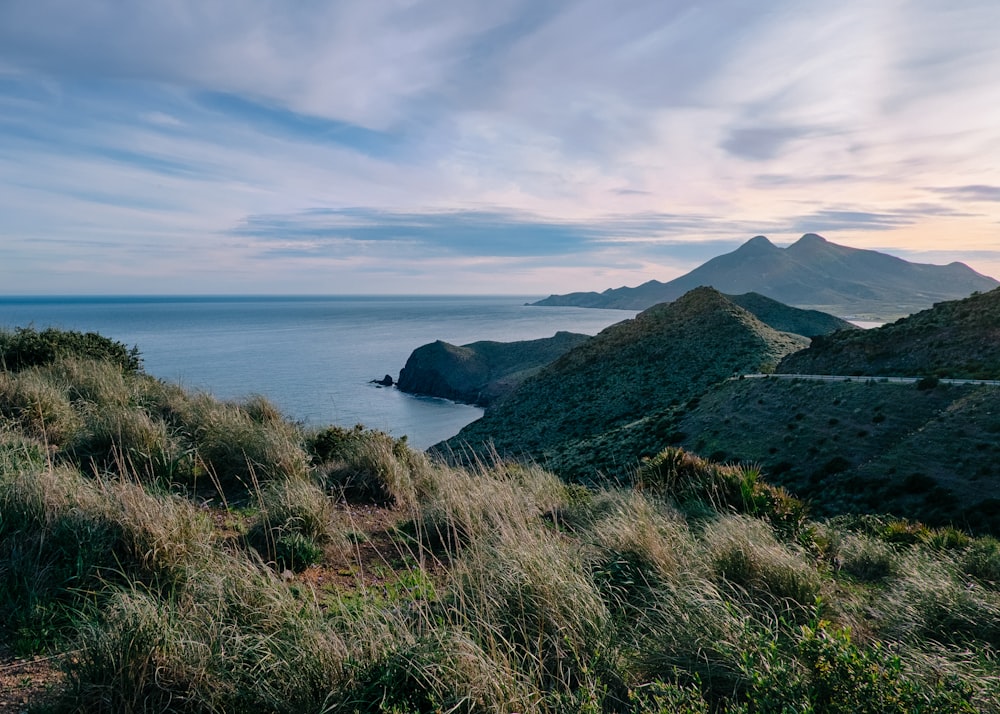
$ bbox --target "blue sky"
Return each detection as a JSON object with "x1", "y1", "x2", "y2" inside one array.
[{"x1": 2, "y1": 1, "x2": 999, "y2": 295}]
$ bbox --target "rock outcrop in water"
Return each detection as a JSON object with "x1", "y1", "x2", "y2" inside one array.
[{"x1": 397, "y1": 331, "x2": 591, "y2": 406}]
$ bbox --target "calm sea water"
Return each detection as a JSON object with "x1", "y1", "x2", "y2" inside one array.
[{"x1": 0, "y1": 296, "x2": 633, "y2": 449}]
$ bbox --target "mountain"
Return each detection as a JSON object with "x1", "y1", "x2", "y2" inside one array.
[
  {"x1": 439, "y1": 288, "x2": 808, "y2": 478},
  {"x1": 396, "y1": 331, "x2": 590, "y2": 407},
  {"x1": 725, "y1": 292, "x2": 857, "y2": 338},
  {"x1": 533, "y1": 233, "x2": 999, "y2": 319},
  {"x1": 778, "y1": 286, "x2": 1000, "y2": 379}
]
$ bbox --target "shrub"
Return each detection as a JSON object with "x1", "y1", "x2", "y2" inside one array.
[
  {"x1": 0, "y1": 370, "x2": 82, "y2": 445},
  {"x1": 702, "y1": 515, "x2": 822, "y2": 614},
  {"x1": 837, "y1": 534, "x2": 898, "y2": 582},
  {"x1": 65, "y1": 559, "x2": 350, "y2": 713},
  {"x1": 0, "y1": 463, "x2": 215, "y2": 652},
  {"x1": 0, "y1": 326, "x2": 142, "y2": 374},
  {"x1": 312, "y1": 425, "x2": 424, "y2": 509},
  {"x1": 449, "y1": 523, "x2": 615, "y2": 697},
  {"x1": 181, "y1": 394, "x2": 309, "y2": 496},
  {"x1": 916, "y1": 376, "x2": 940, "y2": 390},
  {"x1": 413, "y1": 459, "x2": 568, "y2": 558},
  {"x1": 962, "y1": 536, "x2": 1000, "y2": 587},
  {"x1": 636, "y1": 448, "x2": 807, "y2": 537},
  {"x1": 735, "y1": 619, "x2": 977, "y2": 713},
  {"x1": 248, "y1": 477, "x2": 346, "y2": 572}
]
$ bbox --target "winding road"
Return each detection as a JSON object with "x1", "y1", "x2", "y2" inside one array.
[{"x1": 740, "y1": 373, "x2": 1000, "y2": 387}]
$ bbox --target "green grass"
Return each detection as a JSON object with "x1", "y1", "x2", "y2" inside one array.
[{"x1": 2, "y1": 329, "x2": 999, "y2": 712}]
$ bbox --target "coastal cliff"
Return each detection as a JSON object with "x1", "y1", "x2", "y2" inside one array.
[{"x1": 396, "y1": 331, "x2": 591, "y2": 406}]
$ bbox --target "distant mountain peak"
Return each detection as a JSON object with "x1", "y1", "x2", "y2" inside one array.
[
  {"x1": 739, "y1": 235, "x2": 779, "y2": 252},
  {"x1": 531, "y1": 232, "x2": 999, "y2": 319}
]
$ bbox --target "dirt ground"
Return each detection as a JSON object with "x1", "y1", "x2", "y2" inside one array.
[{"x1": 0, "y1": 647, "x2": 65, "y2": 713}]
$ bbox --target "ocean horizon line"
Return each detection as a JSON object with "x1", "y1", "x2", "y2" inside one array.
[{"x1": 0, "y1": 293, "x2": 548, "y2": 304}]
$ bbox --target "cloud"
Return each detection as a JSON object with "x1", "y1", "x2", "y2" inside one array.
[
  {"x1": 2, "y1": 1, "x2": 1000, "y2": 294},
  {"x1": 928, "y1": 185, "x2": 1000, "y2": 202},
  {"x1": 721, "y1": 126, "x2": 811, "y2": 161}
]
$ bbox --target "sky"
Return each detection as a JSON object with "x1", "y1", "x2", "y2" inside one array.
[{"x1": 1, "y1": 0, "x2": 1000, "y2": 295}]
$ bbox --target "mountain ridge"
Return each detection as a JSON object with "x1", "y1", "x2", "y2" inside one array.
[
  {"x1": 533, "y1": 233, "x2": 999, "y2": 319},
  {"x1": 778, "y1": 286, "x2": 1000, "y2": 378}
]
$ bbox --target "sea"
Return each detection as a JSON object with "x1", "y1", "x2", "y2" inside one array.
[{"x1": 0, "y1": 296, "x2": 635, "y2": 449}]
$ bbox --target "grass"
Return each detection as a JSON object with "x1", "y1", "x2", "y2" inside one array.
[{"x1": 2, "y1": 331, "x2": 999, "y2": 712}]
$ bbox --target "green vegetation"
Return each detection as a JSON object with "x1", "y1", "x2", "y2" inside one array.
[
  {"x1": 2, "y1": 328, "x2": 999, "y2": 712},
  {"x1": 667, "y1": 377, "x2": 1000, "y2": 532},
  {"x1": 779, "y1": 286, "x2": 1000, "y2": 379},
  {"x1": 443, "y1": 288, "x2": 809, "y2": 480}
]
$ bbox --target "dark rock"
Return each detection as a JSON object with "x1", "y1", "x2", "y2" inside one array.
[
  {"x1": 370, "y1": 374, "x2": 394, "y2": 387},
  {"x1": 397, "y1": 332, "x2": 591, "y2": 407}
]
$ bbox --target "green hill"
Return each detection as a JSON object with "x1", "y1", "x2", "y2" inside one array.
[
  {"x1": 397, "y1": 294, "x2": 851, "y2": 407},
  {"x1": 441, "y1": 288, "x2": 808, "y2": 478},
  {"x1": 669, "y1": 376, "x2": 1000, "y2": 532},
  {"x1": 778, "y1": 286, "x2": 1000, "y2": 378},
  {"x1": 727, "y1": 291, "x2": 858, "y2": 337}
]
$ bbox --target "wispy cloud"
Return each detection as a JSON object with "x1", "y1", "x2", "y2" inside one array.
[
  {"x1": 928, "y1": 185, "x2": 1000, "y2": 202},
  {"x1": 1, "y1": 0, "x2": 999, "y2": 293}
]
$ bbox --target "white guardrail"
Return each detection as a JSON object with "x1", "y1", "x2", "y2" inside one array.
[{"x1": 740, "y1": 374, "x2": 1000, "y2": 387}]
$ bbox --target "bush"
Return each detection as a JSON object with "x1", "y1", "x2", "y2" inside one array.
[
  {"x1": 702, "y1": 515, "x2": 822, "y2": 614},
  {"x1": 962, "y1": 537, "x2": 1000, "y2": 587},
  {"x1": 0, "y1": 370, "x2": 82, "y2": 445},
  {"x1": 0, "y1": 327, "x2": 142, "y2": 374},
  {"x1": 636, "y1": 448, "x2": 807, "y2": 537},
  {"x1": 248, "y1": 477, "x2": 345, "y2": 572},
  {"x1": 837, "y1": 534, "x2": 898, "y2": 582},
  {"x1": 181, "y1": 395, "x2": 309, "y2": 497},
  {"x1": 736, "y1": 619, "x2": 977, "y2": 713},
  {"x1": 312, "y1": 425, "x2": 424, "y2": 509}
]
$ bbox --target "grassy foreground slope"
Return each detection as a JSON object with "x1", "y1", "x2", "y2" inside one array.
[
  {"x1": 779, "y1": 286, "x2": 1000, "y2": 378},
  {"x1": 442, "y1": 288, "x2": 808, "y2": 479},
  {"x1": 3, "y1": 327, "x2": 1000, "y2": 713}
]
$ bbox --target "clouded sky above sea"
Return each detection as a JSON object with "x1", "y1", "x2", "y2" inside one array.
[{"x1": 2, "y1": 1, "x2": 1000, "y2": 295}]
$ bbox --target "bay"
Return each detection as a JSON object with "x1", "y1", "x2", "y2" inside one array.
[{"x1": 0, "y1": 296, "x2": 634, "y2": 448}]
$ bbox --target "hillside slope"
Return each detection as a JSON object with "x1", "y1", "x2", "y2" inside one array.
[
  {"x1": 441, "y1": 288, "x2": 808, "y2": 477},
  {"x1": 726, "y1": 292, "x2": 858, "y2": 337},
  {"x1": 778, "y1": 286, "x2": 1000, "y2": 378},
  {"x1": 668, "y1": 377, "x2": 1000, "y2": 532},
  {"x1": 533, "y1": 233, "x2": 998, "y2": 319},
  {"x1": 399, "y1": 294, "x2": 852, "y2": 407},
  {"x1": 396, "y1": 331, "x2": 590, "y2": 406}
]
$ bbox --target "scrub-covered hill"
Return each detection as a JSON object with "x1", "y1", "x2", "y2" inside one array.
[
  {"x1": 668, "y1": 376, "x2": 1000, "y2": 532},
  {"x1": 779, "y1": 286, "x2": 1000, "y2": 379},
  {"x1": 441, "y1": 288, "x2": 808, "y2": 478}
]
